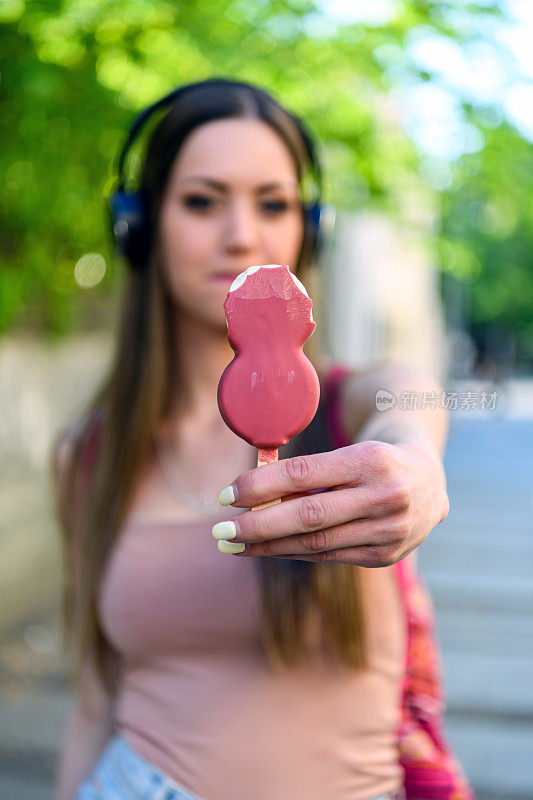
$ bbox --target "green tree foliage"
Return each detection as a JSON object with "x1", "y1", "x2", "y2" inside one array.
[
  {"x1": 1, "y1": 0, "x2": 530, "y2": 366},
  {"x1": 440, "y1": 120, "x2": 533, "y2": 366}
]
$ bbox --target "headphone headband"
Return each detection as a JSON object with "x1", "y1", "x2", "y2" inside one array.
[
  {"x1": 115, "y1": 85, "x2": 195, "y2": 191},
  {"x1": 108, "y1": 80, "x2": 328, "y2": 270}
]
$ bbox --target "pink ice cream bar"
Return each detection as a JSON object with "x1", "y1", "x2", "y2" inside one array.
[{"x1": 217, "y1": 264, "x2": 320, "y2": 458}]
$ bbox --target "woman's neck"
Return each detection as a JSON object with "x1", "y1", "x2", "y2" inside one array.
[{"x1": 173, "y1": 312, "x2": 235, "y2": 425}]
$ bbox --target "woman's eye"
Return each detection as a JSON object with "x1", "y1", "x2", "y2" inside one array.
[
  {"x1": 182, "y1": 194, "x2": 214, "y2": 210},
  {"x1": 181, "y1": 195, "x2": 289, "y2": 214},
  {"x1": 261, "y1": 200, "x2": 289, "y2": 213}
]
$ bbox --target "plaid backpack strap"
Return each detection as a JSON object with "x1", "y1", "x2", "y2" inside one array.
[{"x1": 394, "y1": 557, "x2": 476, "y2": 799}]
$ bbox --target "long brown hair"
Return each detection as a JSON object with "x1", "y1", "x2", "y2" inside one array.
[{"x1": 50, "y1": 77, "x2": 366, "y2": 697}]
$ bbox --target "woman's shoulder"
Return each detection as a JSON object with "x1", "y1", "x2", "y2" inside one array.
[
  {"x1": 50, "y1": 409, "x2": 105, "y2": 509},
  {"x1": 316, "y1": 359, "x2": 369, "y2": 445},
  {"x1": 316, "y1": 358, "x2": 352, "y2": 393},
  {"x1": 317, "y1": 358, "x2": 368, "y2": 386},
  {"x1": 51, "y1": 409, "x2": 102, "y2": 466},
  {"x1": 50, "y1": 416, "x2": 84, "y2": 487}
]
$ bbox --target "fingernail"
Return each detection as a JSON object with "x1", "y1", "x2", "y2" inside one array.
[
  {"x1": 217, "y1": 540, "x2": 246, "y2": 554},
  {"x1": 219, "y1": 485, "x2": 237, "y2": 505},
  {"x1": 212, "y1": 520, "x2": 238, "y2": 540}
]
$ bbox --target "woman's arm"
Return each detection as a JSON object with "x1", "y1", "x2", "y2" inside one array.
[
  {"x1": 335, "y1": 362, "x2": 450, "y2": 568},
  {"x1": 52, "y1": 702, "x2": 115, "y2": 800},
  {"x1": 339, "y1": 361, "x2": 449, "y2": 458},
  {"x1": 50, "y1": 432, "x2": 117, "y2": 800},
  {"x1": 52, "y1": 658, "x2": 116, "y2": 800}
]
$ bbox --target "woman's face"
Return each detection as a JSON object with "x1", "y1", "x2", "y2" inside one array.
[{"x1": 157, "y1": 117, "x2": 305, "y2": 329}]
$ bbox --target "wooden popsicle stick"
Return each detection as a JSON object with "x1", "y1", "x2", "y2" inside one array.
[{"x1": 252, "y1": 447, "x2": 281, "y2": 510}]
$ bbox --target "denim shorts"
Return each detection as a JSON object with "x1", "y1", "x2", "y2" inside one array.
[
  {"x1": 75, "y1": 732, "x2": 405, "y2": 800},
  {"x1": 75, "y1": 734, "x2": 207, "y2": 800}
]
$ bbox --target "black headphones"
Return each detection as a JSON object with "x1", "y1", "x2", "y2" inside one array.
[{"x1": 108, "y1": 81, "x2": 327, "y2": 271}]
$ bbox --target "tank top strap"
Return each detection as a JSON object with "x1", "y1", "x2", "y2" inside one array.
[{"x1": 80, "y1": 409, "x2": 105, "y2": 489}]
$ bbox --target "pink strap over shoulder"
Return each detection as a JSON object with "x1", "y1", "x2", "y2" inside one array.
[
  {"x1": 323, "y1": 363, "x2": 352, "y2": 450},
  {"x1": 79, "y1": 410, "x2": 105, "y2": 489}
]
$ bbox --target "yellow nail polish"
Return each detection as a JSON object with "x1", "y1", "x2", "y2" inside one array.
[
  {"x1": 218, "y1": 540, "x2": 246, "y2": 554},
  {"x1": 219, "y1": 485, "x2": 236, "y2": 506},
  {"x1": 212, "y1": 521, "x2": 237, "y2": 540}
]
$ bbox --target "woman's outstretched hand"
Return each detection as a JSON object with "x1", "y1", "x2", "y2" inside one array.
[{"x1": 212, "y1": 441, "x2": 450, "y2": 566}]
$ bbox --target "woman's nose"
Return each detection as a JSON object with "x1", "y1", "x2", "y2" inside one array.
[{"x1": 222, "y1": 200, "x2": 259, "y2": 253}]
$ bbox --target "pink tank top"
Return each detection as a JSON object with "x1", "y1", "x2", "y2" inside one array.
[{"x1": 98, "y1": 365, "x2": 406, "y2": 800}]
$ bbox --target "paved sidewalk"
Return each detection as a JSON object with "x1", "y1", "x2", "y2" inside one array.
[{"x1": 418, "y1": 416, "x2": 533, "y2": 799}]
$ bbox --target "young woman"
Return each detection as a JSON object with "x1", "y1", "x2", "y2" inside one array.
[{"x1": 51, "y1": 78, "x2": 472, "y2": 800}]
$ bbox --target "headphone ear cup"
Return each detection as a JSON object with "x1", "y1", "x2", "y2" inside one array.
[
  {"x1": 302, "y1": 201, "x2": 323, "y2": 261},
  {"x1": 109, "y1": 188, "x2": 151, "y2": 270}
]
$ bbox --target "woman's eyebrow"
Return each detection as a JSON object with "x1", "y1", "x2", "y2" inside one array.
[{"x1": 180, "y1": 176, "x2": 298, "y2": 193}]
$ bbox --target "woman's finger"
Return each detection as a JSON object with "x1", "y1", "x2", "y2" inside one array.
[
  {"x1": 214, "y1": 485, "x2": 381, "y2": 545},
  {"x1": 234, "y1": 513, "x2": 406, "y2": 558},
  {"x1": 267, "y1": 539, "x2": 405, "y2": 568},
  {"x1": 222, "y1": 444, "x2": 376, "y2": 509}
]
